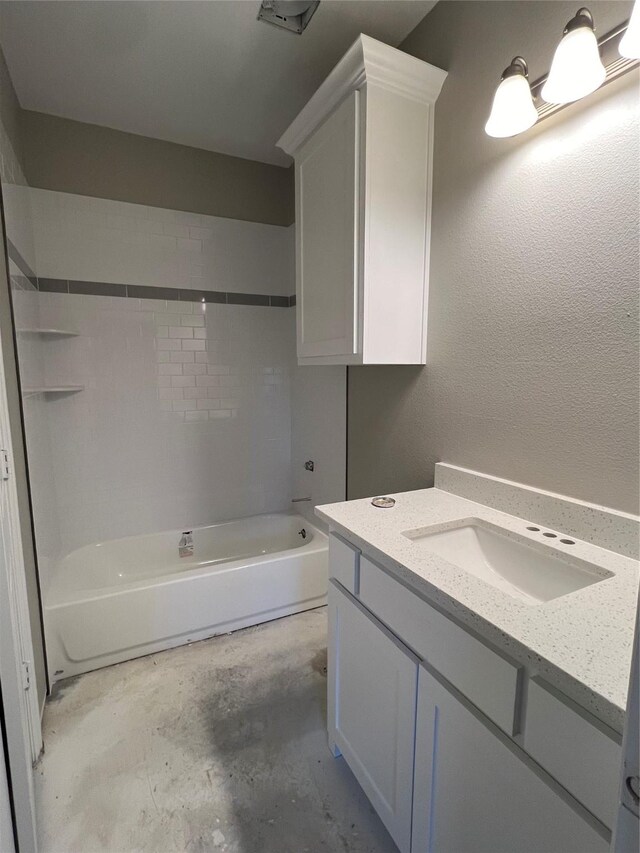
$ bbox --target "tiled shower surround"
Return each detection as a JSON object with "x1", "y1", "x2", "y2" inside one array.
[
  {"x1": 34, "y1": 291, "x2": 295, "y2": 561},
  {"x1": 4, "y1": 185, "x2": 346, "y2": 593}
]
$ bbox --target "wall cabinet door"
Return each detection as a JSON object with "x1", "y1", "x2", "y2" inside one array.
[
  {"x1": 328, "y1": 580, "x2": 417, "y2": 853},
  {"x1": 412, "y1": 667, "x2": 608, "y2": 853},
  {"x1": 281, "y1": 36, "x2": 447, "y2": 365},
  {"x1": 295, "y1": 92, "x2": 359, "y2": 360}
]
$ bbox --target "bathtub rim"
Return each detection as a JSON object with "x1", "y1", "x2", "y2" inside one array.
[{"x1": 46, "y1": 513, "x2": 327, "y2": 606}]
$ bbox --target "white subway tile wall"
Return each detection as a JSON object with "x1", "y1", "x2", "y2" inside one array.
[
  {"x1": 30, "y1": 189, "x2": 293, "y2": 295},
  {"x1": 0, "y1": 116, "x2": 26, "y2": 188},
  {"x1": 36, "y1": 291, "x2": 295, "y2": 555},
  {"x1": 3, "y1": 183, "x2": 37, "y2": 273}
]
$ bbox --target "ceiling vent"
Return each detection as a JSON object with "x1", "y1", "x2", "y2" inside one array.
[{"x1": 257, "y1": 0, "x2": 320, "y2": 34}]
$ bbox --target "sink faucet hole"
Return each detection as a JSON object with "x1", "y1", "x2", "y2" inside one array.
[
  {"x1": 560, "y1": 538, "x2": 576, "y2": 545},
  {"x1": 542, "y1": 532, "x2": 557, "y2": 538},
  {"x1": 526, "y1": 526, "x2": 540, "y2": 532}
]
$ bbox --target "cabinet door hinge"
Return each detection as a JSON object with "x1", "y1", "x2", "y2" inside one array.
[
  {"x1": 1, "y1": 449, "x2": 9, "y2": 480},
  {"x1": 21, "y1": 661, "x2": 31, "y2": 691}
]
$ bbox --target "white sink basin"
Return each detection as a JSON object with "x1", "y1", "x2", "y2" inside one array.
[{"x1": 402, "y1": 519, "x2": 613, "y2": 605}]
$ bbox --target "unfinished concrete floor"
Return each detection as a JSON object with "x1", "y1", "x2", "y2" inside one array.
[{"x1": 36, "y1": 607, "x2": 398, "y2": 853}]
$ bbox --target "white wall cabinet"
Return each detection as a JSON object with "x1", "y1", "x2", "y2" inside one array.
[
  {"x1": 327, "y1": 535, "x2": 616, "y2": 853},
  {"x1": 412, "y1": 667, "x2": 607, "y2": 853},
  {"x1": 278, "y1": 35, "x2": 447, "y2": 365},
  {"x1": 328, "y1": 581, "x2": 417, "y2": 853}
]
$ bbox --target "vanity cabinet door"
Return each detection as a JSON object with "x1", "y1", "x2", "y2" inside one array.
[
  {"x1": 412, "y1": 667, "x2": 608, "y2": 853},
  {"x1": 328, "y1": 580, "x2": 417, "y2": 853}
]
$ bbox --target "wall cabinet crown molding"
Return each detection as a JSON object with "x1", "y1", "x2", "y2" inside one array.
[
  {"x1": 277, "y1": 34, "x2": 447, "y2": 156},
  {"x1": 278, "y1": 35, "x2": 447, "y2": 366}
]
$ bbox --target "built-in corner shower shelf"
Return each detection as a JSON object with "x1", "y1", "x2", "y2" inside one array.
[
  {"x1": 22, "y1": 385, "x2": 84, "y2": 398},
  {"x1": 17, "y1": 328, "x2": 80, "y2": 337}
]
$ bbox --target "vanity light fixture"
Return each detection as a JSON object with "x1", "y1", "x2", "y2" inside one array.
[
  {"x1": 541, "y1": 8, "x2": 606, "y2": 103},
  {"x1": 620, "y1": 0, "x2": 640, "y2": 59},
  {"x1": 485, "y1": 57, "x2": 539, "y2": 137},
  {"x1": 485, "y1": 6, "x2": 640, "y2": 137}
]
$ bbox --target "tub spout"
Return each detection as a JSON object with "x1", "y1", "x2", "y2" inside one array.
[{"x1": 179, "y1": 531, "x2": 194, "y2": 558}]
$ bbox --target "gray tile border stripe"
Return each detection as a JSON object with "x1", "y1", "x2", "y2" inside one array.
[
  {"x1": 269, "y1": 295, "x2": 290, "y2": 308},
  {"x1": 69, "y1": 280, "x2": 127, "y2": 297},
  {"x1": 16, "y1": 272, "x2": 294, "y2": 307},
  {"x1": 126, "y1": 284, "x2": 182, "y2": 301},
  {"x1": 10, "y1": 273, "x2": 35, "y2": 292},
  {"x1": 227, "y1": 292, "x2": 270, "y2": 306},
  {"x1": 179, "y1": 289, "x2": 227, "y2": 304},
  {"x1": 6, "y1": 239, "x2": 38, "y2": 288},
  {"x1": 37, "y1": 278, "x2": 69, "y2": 293}
]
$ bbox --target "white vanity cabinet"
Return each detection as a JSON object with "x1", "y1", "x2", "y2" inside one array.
[
  {"x1": 328, "y1": 581, "x2": 417, "y2": 853},
  {"x1": 412, "y1": 667, "x2": 607, "y2": 853},
  {"x1": 327, "y1": 534, "x2": 617, "y2": 853},
  {"x1": 277, "y1": 35, "x2": 447, "y2": 366}
]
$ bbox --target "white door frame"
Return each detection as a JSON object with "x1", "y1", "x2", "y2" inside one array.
[{"x1": 0, "y1": 298, "x2": 40, "y2": 850}]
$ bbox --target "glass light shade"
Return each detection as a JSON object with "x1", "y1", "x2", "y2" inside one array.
[
  {"x1": 620, "y1": 0, "x2": 640, "y2": 59},
  {"x1": 485, "y1": 73, "x2": 538, "y2": 138},
  {"x1": 541, "y1": 25, "x2": 606, "y2": 103}
]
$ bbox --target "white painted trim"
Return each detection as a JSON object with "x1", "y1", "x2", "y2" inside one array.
[
  {"x1": 276, "y1": 34, "x2": 447, "y2": 156},
  {"x1": 0, "y1": 298, "x2": 41, "y2": 851},
  {"x1": 0, "y1": 370, "x2": 42, "y2": 761},
  {"x1": 0, "y1": 535, "x2": 38, "y2": 852}
]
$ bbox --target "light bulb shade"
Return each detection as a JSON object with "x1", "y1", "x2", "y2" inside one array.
[
  {"x1": 541, "y1": 24, "x2": 606, "y2": 103},
  {"x1": 620, "y1": 0, "x2": 640, "y2": 59},
  {"x1": 485, "y1": 72, "x2": 538, "y2": 137}
]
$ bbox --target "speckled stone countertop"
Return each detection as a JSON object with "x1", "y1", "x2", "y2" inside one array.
[{"x1": 316, "y1": 481, "x2": 639, "y2": 733}]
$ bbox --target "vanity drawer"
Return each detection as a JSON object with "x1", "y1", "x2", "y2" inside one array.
[
  {"x1": 523, "y1": 678, "x2": 621, "y2": 828},
  {"x1": 359, "y1": 556, "x2": 522, "y2": 734},
  {"x1": 329, "y1": 533, "x2": 360, "y2": 595}
]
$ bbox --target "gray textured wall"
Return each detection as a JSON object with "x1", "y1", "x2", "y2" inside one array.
[
  {"x1": 20, "y1": 111, "x2": 294, "y2": 226},
  {"x1": 348, "y1": 0, "x2": 640, "y2": 514}
]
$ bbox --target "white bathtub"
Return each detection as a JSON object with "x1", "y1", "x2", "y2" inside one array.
[{"x1": 45, "y1": 513, "x2": 328, "y2": 682}]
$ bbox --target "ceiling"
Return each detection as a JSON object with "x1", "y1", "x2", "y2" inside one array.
[{"x1": 0, "y1": 0, "x2": 437, "y2": 167}]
